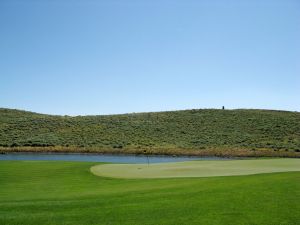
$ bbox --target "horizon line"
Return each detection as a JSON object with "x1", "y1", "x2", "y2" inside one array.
[{"x1": 1, "y1": 107, "x2": 299, "y2": 117}]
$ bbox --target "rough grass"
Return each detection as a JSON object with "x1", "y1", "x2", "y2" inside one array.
[
  {"x1": 0, "y1": 161, "x2": 299, "y2": 225},
  {"x1": 1, "y1": 108, "x2": 300, "y2": 157},
  {"x1": 91, "y1": 158, "x2": 300, "y2": 178}
]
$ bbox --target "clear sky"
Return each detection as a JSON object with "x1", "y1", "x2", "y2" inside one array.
[{"x1": 0, "y1": 0, "x2": 299, "y2": 115}]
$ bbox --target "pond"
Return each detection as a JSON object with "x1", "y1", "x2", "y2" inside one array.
[{"x1": 0, "y1": 152, "x2": 233, "y2": 163}]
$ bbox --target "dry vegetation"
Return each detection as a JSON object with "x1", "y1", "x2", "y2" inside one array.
[{"x1": 0, "y1": 108, "x2": 299, "y2": 157}]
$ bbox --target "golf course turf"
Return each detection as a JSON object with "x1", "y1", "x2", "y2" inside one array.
[
  {"x1": 91, "y1": 158, "x2": 300, "y2": 179},
  {"x1": 0, "y1": 160, "x2": 299, "y2": 225}
]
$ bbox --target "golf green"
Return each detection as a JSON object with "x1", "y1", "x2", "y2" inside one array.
[{"x1": 91, "y1": 158, "x2": 300, "y2": 178}]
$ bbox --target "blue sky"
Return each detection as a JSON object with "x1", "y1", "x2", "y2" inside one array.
[{"x1": 0, "y1": 0, "x2": 299, "y2": 115}]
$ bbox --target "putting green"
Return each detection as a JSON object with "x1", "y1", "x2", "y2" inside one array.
[{"x1": 91, "y1": 158, "x2": 300, "y2": 179}]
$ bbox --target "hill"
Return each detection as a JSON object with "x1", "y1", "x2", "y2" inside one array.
[{"x1": 0, "y1": 108, "x2": 299, "y2": 157}]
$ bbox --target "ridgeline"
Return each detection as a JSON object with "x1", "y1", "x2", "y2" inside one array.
[{"x1": 0, "y1": 108, "x2": 299, "y2": 157}]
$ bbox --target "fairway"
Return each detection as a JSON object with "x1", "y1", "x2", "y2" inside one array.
[
  {"x1": 1, "y1": 160, "x2": 300, "y2": 225},
  {"x1": 91, "y1": 158, "x2": 300, "y2": 178}
]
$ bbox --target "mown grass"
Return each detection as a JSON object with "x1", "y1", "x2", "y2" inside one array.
[
  {"x1": 0, "y1": 108, "x2": 300, "y2": 157},
  {"x1": 91, "y1": 158, "x2": 300, "y2": 178},
  {"x1": 0, "y1": 161, "x2": 299, "y2": 225}
]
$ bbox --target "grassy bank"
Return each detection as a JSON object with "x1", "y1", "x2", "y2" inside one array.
[
  {"x1": 1, "y1": 108, "x2": 300, "y2": 156},
  {"x1": 0, "y1": 161, "x2": 299, "y2": 225},
  {"x1": 1, "y1": 146, "x2": 300, "y2": 158}
]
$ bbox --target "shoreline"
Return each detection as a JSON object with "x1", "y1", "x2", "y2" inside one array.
[{"x1": 1, "y1": 147, "x2": 299, "y2": 158}]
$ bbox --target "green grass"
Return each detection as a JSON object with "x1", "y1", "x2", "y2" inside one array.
[
  {"x1": 0, "y1": 161, "x2": 299, "y2": 225},
  {"x1": 91, "y1": 158, "x2": 300, "y2": 178},
  {"x1": 1, "y1": 108, "x2": 300, "y2": 156}
]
